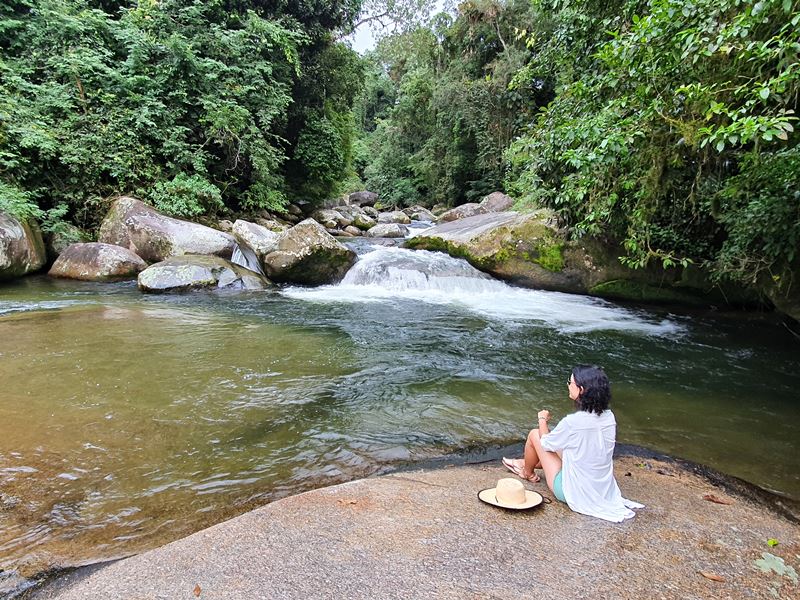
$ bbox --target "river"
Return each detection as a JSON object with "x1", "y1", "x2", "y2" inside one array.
[{"x1": 1, "y1": 239, "x2": 798, "y2": 592}]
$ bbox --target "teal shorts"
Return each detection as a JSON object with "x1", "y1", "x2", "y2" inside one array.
[{"x1": 553, "y1": 470, "x2": 566, "y2": 503}]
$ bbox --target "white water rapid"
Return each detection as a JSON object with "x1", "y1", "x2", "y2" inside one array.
[{"x1": 282, "y1": 245, "x2": 684, "y2": 336}]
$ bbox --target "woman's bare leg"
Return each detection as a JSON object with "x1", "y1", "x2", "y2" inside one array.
[{"x1": 525, "y1": 429, "x2": 562, "y2": 490}]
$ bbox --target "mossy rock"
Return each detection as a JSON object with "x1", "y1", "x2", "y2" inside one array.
[
  {"x1": 406, "y1": 211, "x2": 585, "y2": 291},
  {"x1": 407, "y1": 210, "x2": 772, "y2": 311},
  {"x1": 589, "y1": 279, "x2": 717, "y2": 306},
  {"x1": 407, "y1": 211, "x2": 564, "y2": 269},
  {"x1": 405, "y1": 235, "x2": 490, "y2": 267}
]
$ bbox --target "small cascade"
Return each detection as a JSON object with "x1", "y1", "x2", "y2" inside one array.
[
  {"x1": 231, "y1": 243, "x2": 265, "y2": 277},
  {"x1": 339, "y1": 246, "x2": 502, "y2": 294},
  {"x1": 283, "y1": 244, "x2": 684, "y2": 336}
]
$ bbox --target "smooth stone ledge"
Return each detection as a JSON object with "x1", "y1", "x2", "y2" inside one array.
[{"x1": 28, "y1": 450, "x2": 800, "y2": 600}]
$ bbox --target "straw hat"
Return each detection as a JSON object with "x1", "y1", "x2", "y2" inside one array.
[{"x1": 478, "y1": 478, "x2": 544, "y2": 510}]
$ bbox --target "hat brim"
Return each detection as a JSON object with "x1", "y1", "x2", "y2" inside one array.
[{"x1": 477, "y1": 487, "x2": 544, "y2": 510}]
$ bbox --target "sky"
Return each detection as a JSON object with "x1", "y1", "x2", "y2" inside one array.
[
  {"x1": 346, "y1": 0, "x2": 452, "y2": 55},
  {"x1": 348, "y1": 25, "x2": 379, "y2": 55}
]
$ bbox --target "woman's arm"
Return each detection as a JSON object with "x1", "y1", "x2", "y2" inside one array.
[{"x1": 537, "y1": 410, "x2": 550, "y2": 436}]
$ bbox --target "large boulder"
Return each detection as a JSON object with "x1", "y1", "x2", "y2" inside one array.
[
  {"x1": 0, "y1": 212, "x2": 46, "y2": 280},
  {"x1": 437, "y1": 203, "x2": 486, "y2": 223},
  {"x1": 479, "y1": 191, "x2": 515, "y2": 213},
  {"x1": 348, "y1": 191, "x2": 378, "y2": 207},
  {"x1": 138, "y1": 255, "x2": 272, "y2": 293},
  {"x1": 405, "y1": 211, "x2": 582, "y2": 290},
  {"x1": 332, "y1": 205, "x2": 376, "y2": 231},
  {"x1": 311, "y1": 209, "x2": 351, "y2": 229},
  {"x1": 98, "y1": 197, "x2": 235, "y2": 262},
  {"x1": 232, "y1": 220, "x2": 279, "y2": 263},
  {"x1": 362, "y1": 206, "x2": 379, "y2": 219},
  {"x1": 231, "y1": 219, "x2": 280, "y2": 274},
  {"x1": 366, "y1": 223, "x2": 410, "y2": 238},
  {"x1": 287, "y1": 203, "x2": 304, "y2": 217},
  {"x1": 352, "y1": 213, "x2": 376, "y2": 230},
  {"x1": 332, "y1": 204, "x2": 362, "y2": 220},
  {"x1": 402, "y1": 205, "x2": 437, "y2": 222},
  {"x1": 254, "y1": 218, "x2": 290, "y2": 233},
  {"x1": 48, "y1": 243, "x2": 146, "y2": 281},
  {"x1": 260, "y1": 219, "x2": 356, "y2": 285},
  {"x1": 377, "y1": 211, "x2": 411, "y2": 225},
  {"x1": 406, "y1": 210, "x2": 744, "y2": 306}
]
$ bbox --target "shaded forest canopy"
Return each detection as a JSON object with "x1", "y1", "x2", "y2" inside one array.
[{"x1": 1, "y1": 0, "x2": 798, "y2": 287}]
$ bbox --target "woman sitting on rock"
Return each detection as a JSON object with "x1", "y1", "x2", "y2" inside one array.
[{"x1": 503, "y1": 365, "x2": 643, "y2": 522}]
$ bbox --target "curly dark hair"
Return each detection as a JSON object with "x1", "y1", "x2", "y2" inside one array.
[{"x1": 572, "y1": 365, "x2": 611, "y2": 415}]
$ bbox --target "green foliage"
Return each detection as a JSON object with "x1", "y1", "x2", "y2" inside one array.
[
  {"x1": 5, "y1": 0, "x2": 798, "y2": 300},
  {"x1": 505, "y1": 0, "x2": 800, "y2": 285},
  {"x1": 40, "y1": 203, "x2": 74, "y2": 235},
  {"x1": 714, "y1": 148, "x2": 800, "y2": 283},
  {"x1": 0, "y1": 181, "x2": 43, "y2": 221},
  {"x1": 146, "y1": 173, "x2": 224, "y2": 218},
  {"x1": 284, "y1": 41, "x2": 365, "y2": 203},
  {"x1": 358, "y1": 0, "x2": 540, "y2": 207},
  {"x1": 0, "y1": 0, "x2": 369, "y2": 227},
  {"x1": 294, "y1": 113, "x2": 347, "y2": 198}
]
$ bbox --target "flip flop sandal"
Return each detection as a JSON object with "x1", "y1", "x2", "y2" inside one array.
[{"x1": 502, "y1": 457, "x2": 540, "y2": 482}]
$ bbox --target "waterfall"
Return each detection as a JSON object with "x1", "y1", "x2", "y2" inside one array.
[
  {"x1": 339, "y1": 246, "x2": 503, "y2": 294},
  {"x1": 282, "y1": 244, "x2": 684, "y2": 336},
  {"x1": 231, "y1": 243, "x2": 265, "y2": 277}
]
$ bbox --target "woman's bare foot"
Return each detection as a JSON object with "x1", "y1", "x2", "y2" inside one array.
[{"x1": 501, "y1": 457, "x2": 541, "y2": 482}]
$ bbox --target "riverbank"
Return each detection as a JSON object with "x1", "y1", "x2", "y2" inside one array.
[{"x1": 26, "y1": 450, "x2": 800, "y2": 600}]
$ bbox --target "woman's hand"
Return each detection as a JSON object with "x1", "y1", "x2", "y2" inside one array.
[{"x1": 537, "y1": 410, "x2": 550, "y2": 422}]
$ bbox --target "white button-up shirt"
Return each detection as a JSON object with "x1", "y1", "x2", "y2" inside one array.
[{"x1": 540, "y1": 409, "x2": 644, "y2": 522}]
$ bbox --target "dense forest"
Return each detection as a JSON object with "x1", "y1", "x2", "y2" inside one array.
[{"x1": 1, "y1": 0, "x2": 798, "y2": 290}]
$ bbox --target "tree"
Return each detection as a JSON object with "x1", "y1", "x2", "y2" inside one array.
[
  {"x1": 0, "y1": 0, "x2": 369, "y2": 226},
  {"x1": 506, "y1": 0, "x2": 799, "y2": 287},
  {"x1": 356, "y1": 0, "x2": 540, "y2": 206}
]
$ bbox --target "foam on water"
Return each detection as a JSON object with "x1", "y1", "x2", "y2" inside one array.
[
  {"x1": 0, "y1": 300, "x2": 80, "y2": 317},
  {"x1": 282, "y1": 245, "x2": 683, "y2": 336}
]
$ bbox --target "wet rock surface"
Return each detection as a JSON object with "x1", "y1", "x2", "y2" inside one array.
[
  {"x1": 232, "y1": 220, "x2": 279, "y2": 264},
  {"x1": 30, "y1": 453, "x2": 799, "y2": 600}
]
